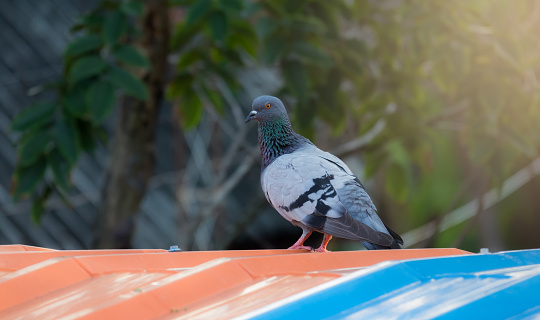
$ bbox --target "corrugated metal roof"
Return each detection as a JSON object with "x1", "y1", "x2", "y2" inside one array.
[{"x1": 0, "y1": 245, "x2": 469, "y2": 319}]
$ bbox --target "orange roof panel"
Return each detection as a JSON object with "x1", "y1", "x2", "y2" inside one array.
[
  {"x1": 0, "y1": 249, "x2": 166, "y2": 272},
  {"x1": 0, "y1": 245, "x2": 56, "y2": 252}
]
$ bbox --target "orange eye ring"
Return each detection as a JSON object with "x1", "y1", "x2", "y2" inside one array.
[{"x1": 265, "y1": 103, "x2": 271, "y2": 109}]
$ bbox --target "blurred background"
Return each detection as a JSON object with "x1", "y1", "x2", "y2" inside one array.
[{"x1": 1, "y1": 0, "x2": 540, "y2": 252}]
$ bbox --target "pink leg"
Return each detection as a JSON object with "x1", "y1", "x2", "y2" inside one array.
[
  {"x1": 314, "y1": 234, "x2": 332, "y2": 252},
  {"x1": 288, "y1": 228, "x2": 313, "y2": 251}
]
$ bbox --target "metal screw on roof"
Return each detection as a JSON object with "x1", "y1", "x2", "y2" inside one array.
[
  {"x1": 479, "y1": 248, "x2": 490, "y2": 254},
  {"x1": 168, "y1": 245, "x2": 181, "y2": 252}
]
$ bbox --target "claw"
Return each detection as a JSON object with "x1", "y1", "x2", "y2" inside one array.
[
  {"x1": 288, "y1": 245, "x2": 314, "y2": 251},
  {"x1": 287, "y1": 228, "x2": 313, "y2": 251}
]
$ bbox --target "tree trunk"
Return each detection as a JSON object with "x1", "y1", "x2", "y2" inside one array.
[{"x1": 93, "y1": 0, "x2": 169, "y2": 248}]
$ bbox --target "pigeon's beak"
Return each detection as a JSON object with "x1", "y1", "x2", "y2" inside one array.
[{"x1": 244, "y1": 110, "x2": 257, "y2": 123}]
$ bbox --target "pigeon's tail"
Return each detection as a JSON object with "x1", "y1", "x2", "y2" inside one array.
[
  {"x1": 362, "y1": 223, "x2": 403, "y2": 250},
  {"x1": 361, "y1": 238, "x2": 402, "y2": 250}
]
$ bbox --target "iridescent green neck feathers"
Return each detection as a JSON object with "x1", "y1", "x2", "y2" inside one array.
[{"x1": 258, "y1": 116, "x2": 310, "y2": 168}]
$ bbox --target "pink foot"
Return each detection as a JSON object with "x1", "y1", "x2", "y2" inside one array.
[
  {"x1": 288, "y1": 245, "x2": 313, "y2": 251},
  {"x1": 314, "y1": 234, "x2": 332, "y2": 252}
]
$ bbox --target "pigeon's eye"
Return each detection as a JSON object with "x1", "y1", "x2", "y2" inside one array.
[{"x1": 265, "y1": 103, "x2": 271, "y2": 109}]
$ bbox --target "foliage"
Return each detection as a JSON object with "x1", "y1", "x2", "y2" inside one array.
[
  {"x1": 347, "y1": 1, "x2": 540, "y2": 225},
  {"x1": 11, "y1": 0, "x2": 148, "y2": 223},
  {"x1": 168, "y1": 0, "x2": 256, "y2": 127},
  {"x1": 167, "y1": 0, "x2": 362, "y2": 134},
  {"x1": 304, "y1": 1, "x2": 540, "y2": 250}
]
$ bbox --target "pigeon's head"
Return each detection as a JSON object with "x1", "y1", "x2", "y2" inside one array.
[{"x1": 245, "y1": 95, "x2": 288, "y2": 123}]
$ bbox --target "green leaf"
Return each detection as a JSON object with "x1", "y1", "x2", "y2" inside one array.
[
  {"x1": 12, "y1": 157, "x2": 47, "y2": 199},
  {"x1": 385, "y1": 140, "x2": 411, "y2": 168},
  {"x1": 70, "y1": 23, "x2": 86, "y2": 33},
  {"x1": 186, "y1": 0, "x2": 212, "y2": 26},
  {"x1": 202, "y1": 84, "x2": 224, "y2": 115},
  {"x1": 179, "y1": 91, "x2": 203, "y2": 129},
  {"x1": 63, "y1": 84, "x2": 88, "y2": 117},
  {"x1": 215, "y1": 64, "x2": 240, "y2": 89},
  {"x1": 30, "y1": 185, "x2": 52, "y2": 224},
  {"x1": 11, "y1": 102, "x2": 56, "y2": 132},
  {"x1": 228, "y1": 33, "x2": 257, "y2": 57},
  {"x1": 219, "y1": 48, "x2": 243, "y2": 64},
  {"x1": 209, "y1": 47, "x2": 226, "y2": 63},
  {"x1": 170, "y1": 23, "x2": 199, "y2": 50},
  {"x1": 47, "y1": 148, "x2": 71, "y2": 191},
  {"x1": 113, "y1": 45, "x2": 150, "y2": 67},
  {"x1": 209, "y1": 11, "x2": 228, "y2": 42},
  {"x1": 85, "y1": 81, "x2": 115, "y2": 123},
  {"x1": 69, "y1": 56, "x2": 109, "y2": 83},
  {"x1": 121, "y1": 1, "x2": 144, "y2": 16},
  {"x1": 103, "y1": 11, "x2": 127, "y2": 45},
  {"x1": 228, "y1": 20, "x2": 257, "y2": 57},
  {"x1": 65, "y1": 34, "x2": 103, "y2": 58},
  {"x1": 81, "y1": 13, "x2": 106, "y2": 32},
  {"x1": 107, "y1": 66, "x2": 148, "y2": 100},
  {"x1": 31, "y1": 197, "x2": 45, "y2": 224},
  {"x1": 18, "y1": 130, "x2": 51, "y2": 167},
  {"x1": 77, "y1": 120, "x2": 97, "y2": 152},
  {"x1": 86, "y1": 14, "x2": 106, "y2": 31},
  {"x1": 166, "y1": 73, "x2": 193, "y2": 100},
  {"x1": 54, "y1": 116, "x2": 80, "y2": 167},
  {"x1": 177, "y1": 50, "x2": 202, "y2": 70}
]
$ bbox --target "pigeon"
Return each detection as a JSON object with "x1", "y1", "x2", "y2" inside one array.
[{"x1": 245, "y1": 95, "x2": 403, "y2": 252}]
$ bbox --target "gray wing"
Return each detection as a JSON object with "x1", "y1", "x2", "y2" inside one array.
[
  {"x1": 261, "y1": 148, "x2": 394, "y2": 247},
  {"x1": 261, "y1": 152, "x2": 346, "y2": 225},
  {"x1": 317, "y1": 153, "x2": 403, "y2": 248}
]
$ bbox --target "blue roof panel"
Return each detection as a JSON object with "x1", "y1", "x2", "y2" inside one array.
[{"x1": 244, "y1": 249, "x2": 540, "y2": 320}]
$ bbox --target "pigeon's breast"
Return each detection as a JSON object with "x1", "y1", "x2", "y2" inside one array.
[{"x1": 260, "y1": 154, "x2": 297, "y2": 222}]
